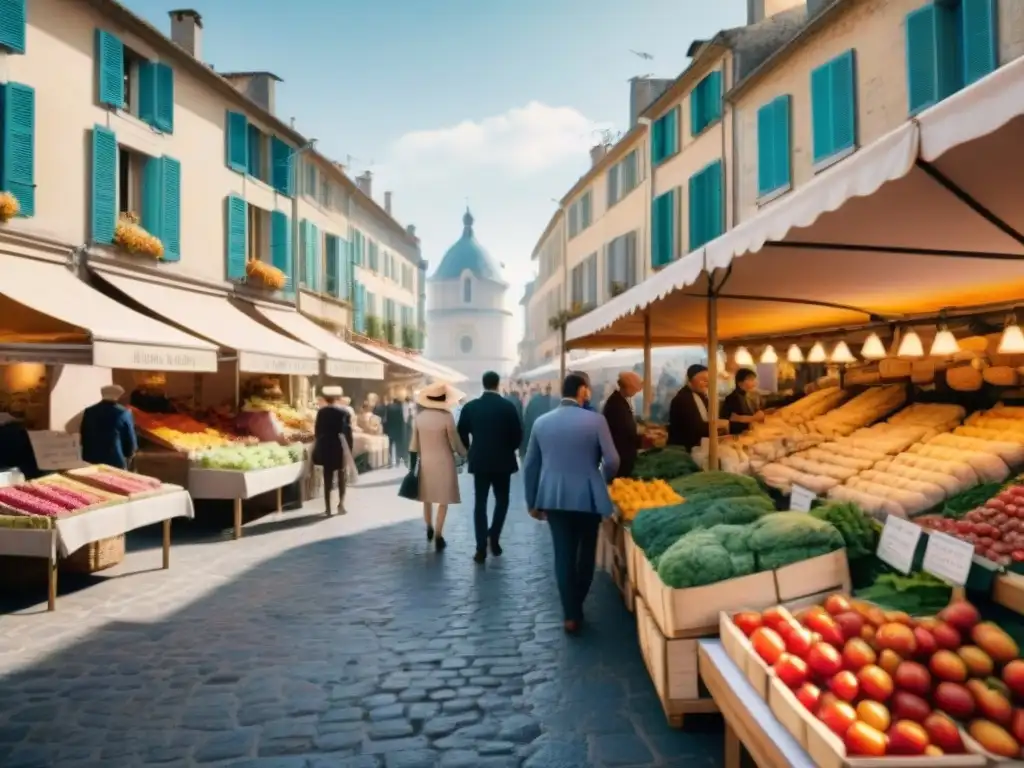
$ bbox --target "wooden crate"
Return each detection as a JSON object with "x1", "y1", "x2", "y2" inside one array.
[
  {"x1": 623, "y1": 528, "x2": 640, "y2": 587},
  {"x1": 775, "y1": 549, "x2": 851, "y2": 603},
  {"x1": 635, "y1": 595, "x2": 718, "y2": 728},
  {"x1": 718, "y1": 608, "x2": 782, "y2": 700}
]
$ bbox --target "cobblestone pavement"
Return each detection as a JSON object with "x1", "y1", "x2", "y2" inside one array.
[{"x1": 0, "y1": 468, "x2": 723, "y2": 767}]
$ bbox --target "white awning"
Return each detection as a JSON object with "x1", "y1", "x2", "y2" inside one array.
[
  {"x1": 352, "y1": 342, "x2": 467, "y2": 382},
  {"x1": 414, "y1": 358, "x2": 470, "y2": 384},
  {"x1": 520, "y1": 361, "x2": 558, "y2": 381},
  {"x1": 95, "y1": 272, "x2": 320, "y2": 375},
  {"x1": 250, "y1": 305, "x2": 384, "y2": 380},
  {"x1": 0, "y1": 255, "x2": 217, "y2": 371},
  {"x1": 568, "y1": 54, "x2": 1024, "y2": 348}
]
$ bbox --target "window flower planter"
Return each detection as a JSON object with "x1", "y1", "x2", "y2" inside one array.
[{"x1": 114, "y1": 212, "x2": 164, "y2": 260}]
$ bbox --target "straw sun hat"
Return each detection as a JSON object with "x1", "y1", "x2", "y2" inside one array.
[{"x1": 415, "y1": 381, "x2": 465, "y2": 410}]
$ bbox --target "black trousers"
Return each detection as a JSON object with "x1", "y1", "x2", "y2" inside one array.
[
  {"x1": 387, "y1": 432, "x2": 406, "y2": 466},
  {"x1": 546, "y1": 510, "x2": 601, "y2": 622},
  {"x1": 472, "y1": 472, "x2": 511, "y2": 552},
  {"x1": 323, "y1": 464, "x2": 345, "y2": 511}
]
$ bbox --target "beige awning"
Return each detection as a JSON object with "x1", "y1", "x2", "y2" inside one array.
[
  {"x1": 94, "y1": 272, "x2": 320, "y2": 375},
  {"x1": 352, "y1": 342, "x2": 467, "y2": 383},
  {"x1": 414, "y1": 358, "x2": 470, "y2": 384},
  {"x1": 568, "y1": 54, "x2": 1024, "y2": 349},
  {"x1": 0, "y1": 254, "x2": 217, "y2": 371},
  {"x1": 250, "y1": 304, "x2": 385, "y2": 380}
]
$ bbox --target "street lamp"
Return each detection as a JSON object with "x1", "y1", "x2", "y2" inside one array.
[{"x1": 285, "y1": 138, "x2": 317, "y2": 301}]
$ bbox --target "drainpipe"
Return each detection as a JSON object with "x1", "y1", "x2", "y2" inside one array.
[
  {"x1": 637, "y1": 116, "x2": 653, "y2": 416},
  {"x1": 558, "y1": 204, "x2": 569, "y2": 384}
]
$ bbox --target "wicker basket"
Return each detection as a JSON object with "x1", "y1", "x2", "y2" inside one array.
[{"x1": 63, "y1": 535, "x2": 125, "y2": 574}]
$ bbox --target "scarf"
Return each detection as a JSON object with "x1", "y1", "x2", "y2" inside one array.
[{"x1": 691, "y1": 389, "x2": 709, "y2": 423}]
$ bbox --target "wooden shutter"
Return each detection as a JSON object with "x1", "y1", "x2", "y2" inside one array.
[
  {"x1": 90, "y1": 126, "x2": 117, "y2": 243},
  {"x1": 270, "y1": 210, "x2": 291, "y2": 289},
  {"x1": 810, "y1": 62, "x2": 833, "y2": 163},
  {"x1": 95, "y1": 30, "x2": 124, "y2": 108},
  {"x1": 830, "y1": 51, "x2": 857, "y2": 155},
  {"x1": 155, "y1": 63, "x2": 174, "y2": 133},
  {"x1": 225, "y1": 195, "x2": 247, "y2": 280},
  {"x1": 271, "y1": 137, "x2": 292, "y2": 194},
  {"x1": 756, "y1": 100, "x2": 775, "y2": 197},
  {"x1": 0, "y1": 0, "x2": 26, "y2": 53},
  {"x1": 1, "y1": 82, "x2": 34, "y2": 216},
  {"x1": 160, "y1": 157, "x2": 181, "y2": 261},
  {"x1": 961, "y1": 0, "x2": 997, "y2": 86},
  {"x1": 225, "y1": 112, "x2": 248, "y2": 172}
]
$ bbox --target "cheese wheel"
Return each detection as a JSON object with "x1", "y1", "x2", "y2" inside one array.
[
  {"x1": 946, "y1": 366, "x2": 983, "y2": 392},
  {"x1": 984, "y1": 366, "x2": 1019, "y2": 387}
]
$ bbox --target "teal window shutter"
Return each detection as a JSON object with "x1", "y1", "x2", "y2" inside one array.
[
  {"x1": 810, "y1": 62, "x2": 832, "y2": 163},
  {"x1": 906, "y1": 5, "x2": 939, "y2": 114},
  {"x1": 773, "y1": 96, "x2": 791, "y2": 193},
  {"x1": 688, "y1": 170, "x2": 703, "y2": 252},
  {"x1": 0, "y1": 0, "x2": 26, "y2": 53},
  {"x1": 830, "y1": 51, "x2": 856, "y2": 155},
  {"x1": 690, "y1": 85, "x2": 701, "y2": 139},
  {"x1": 141, "y1": 156, "x2": 162, "y2": 239},
  {"x1": 138, "y1": 62, "x2": 157, "y2": 126},
  {"x1": 650, "y1": 117, "x2": 664, "y2": 165},
  {"x1": 270, "y1": 210, "x2": 291, "y2": 288},
  {"x1": 247, "y1": 124, "x2": 261, "y2": 177},
  {"x1": 155, "y1": 63, "x2": 174, "y2": 133},
  {"x1": 160, "y1": 156, "x2": 181, "y2": 261},
  {"x1": 90, "y1": 126, "x2": 117, "y2": 243},
  {"x1": 665, "y1": 108, "x2": 678, "y2": 156},
  {"x1": 756, "y1": 101, "x2": 775, "y2": 197},
  {"x1": 961, "y1": 0, "x2": 997, "y2": 86},
  {"x1": 354, "y1": 282, "x2": 365, "y2": 333},
  {"x1": 1, "y1": 83, "x2": 35, "y2": 217},
  {"x1": 270, "y1": 138, "x2": 292, "y2": 195},
  {"x1": 225, "y1": 195, "x2": 247, "y2": 280},
  {"x1": 339, "y1": 237, "x2": 351, "y2": 300},
  {"x1": 651, "y1": 190, "x2": 675, "y2": 267},
  {"x1": 707, "y1": 70, "x2": 723, "y2": 124},
  {"x1": 312, "y1": 224, "x2": 321, "y2": 291},
  {"x1": 225, "y1": 111, "x2": 248, "y2": 172},
  {"x1": 707, "y1": 160, "x2": 723, "y2": 244},
  {"x1": 95, "y1": 30, "x2": 124, "y2": 108},
  {"x1": 325, "y1": 235, "x2": 338, "y2": 296},
  {"x1": 691, "y1": 73, "x2": 722, "y2": 136}
]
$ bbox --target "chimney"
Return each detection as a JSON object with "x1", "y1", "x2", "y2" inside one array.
[
  {"x1": 168, "y1": 9, "x2": 202, "y2": 60},
  {"x1": 356, "y1": 171, "x2": 373, "y2": 198},
  {"x1": 629, "y1": 77, "x2": 673, "y2": 129},
  {"x1": 220, "y1": 71, "x2": 282, "y2": 115},
  {"x1": 752, "y1": 0, "x2": 808, "y2": 22},
  {"x1": 406, "y1": 224, "x2": 417, "y2": 238},
  {"x1": 589, "y1": 144, "x2": 608, "y2": 166},
  {"x1": 384, "y1": 191, "x2": 392, "y2": 216}
]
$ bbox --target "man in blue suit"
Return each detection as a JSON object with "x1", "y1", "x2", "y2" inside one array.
[
  {"x1": 523, "y1": 373, "x2": 620, "y2": 635},
  {"x1": 79, "y1": 385, "x2": 138, "y2": 469}
]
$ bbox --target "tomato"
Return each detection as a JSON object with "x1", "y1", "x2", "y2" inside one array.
[
  {"x1": 856, "y1": 700, "x2": 891, "y2": 733},
  {"x1": 844, "y1": 720, "x2": 888, "y2": 757},
  {"x1": 762, "y1": 607, "x2": 790, "y2": 634},
  {"x1": 795, "y1": 683, "x2": 821, "y2": 712},
  {"x1": 782, "y1": 626, "x2": 814, "y2": 657},
  {"x1": 732, "y1": 611, "x2": 762, "y2": 638},
  {"x1": 807, "y1": 642, "x2": 843, "y2": 678},
  {"x1": 750, "y1": 627, "x2": 785, "y2": 665},
  {"x1": 774, "y1": 653, "x2": 809, "y2": 689},
  {"x1": 829, "y1": 670, "x2": 859, "y2": 702},
  {"x1": 818, "y1": 699, "x2": 857, "y2": 736}
]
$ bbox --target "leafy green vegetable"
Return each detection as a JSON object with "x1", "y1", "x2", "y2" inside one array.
[
  {"x1": 632, "y1": 447, "x2": 699, "y2": 481},
  {"x1": 941, "y1": 482, "x2": 1002, "y2": 519},
  {"x1": 747, "y1": 512, "x2": 845, "y2": 570},
  {"x1": 656, "y1": 525, "x2": 757, "y2": 588},
  {"x1": 810, "y1": 501, "x2": 877, "y2": 560},
  {"x1": 668, "y1": 471, "x2": 762, "y2": 500},
  {"x1": 634, "y1": 495, "x2": 774, "y2": 562},
  {"x1": 854, "y1": 571, "x2": 952, "y2": 616}
]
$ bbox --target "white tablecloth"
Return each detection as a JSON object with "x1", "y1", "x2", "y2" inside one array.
[{"x1": 188, "y1": 461, "x2": 307, "y2": 500}]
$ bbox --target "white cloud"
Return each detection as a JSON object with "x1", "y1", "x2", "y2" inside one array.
[{"x1": 387, "y1": 102, "x2": 609, "y2": 181}]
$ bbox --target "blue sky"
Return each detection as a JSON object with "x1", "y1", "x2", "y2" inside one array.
[{"x1": 124, "y1": 0, "x2": 744, "y2": 329}]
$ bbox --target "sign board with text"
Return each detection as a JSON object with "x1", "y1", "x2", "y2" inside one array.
[
  {"x1": 238, "y1": 351, "x2": 320, "y2": 377},
  {"x1": 923, "y1": 532, "x2": 974, "y2": 587},
  {"x1": 876, "y1": 516, "x2": 922, "y2": 575},
  {"x1": 789, "y1": 484, "x2": 816, "y2": 512},
  {"x1": 28, "y1": 431, "x2": 88, "y2": 470}
]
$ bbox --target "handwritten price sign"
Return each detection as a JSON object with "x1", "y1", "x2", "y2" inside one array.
[
  {"x1": 923, "y1": 532, "x2": 974, "y2": 587},
  {"x1": 876, "y1": 516, "x2": 922, "y2": 575}
]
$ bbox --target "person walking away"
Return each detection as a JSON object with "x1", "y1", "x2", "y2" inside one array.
[
  {"x1": 569, "y1": 370, "x2": 598, "y2": 411},
  {"x1": 385, "y1": 394, "x2": 406, "y2": 467},
  {"x1": 409, "y1": 382, "x2": 467, "y2": 551},
  {"x1": 721, "y1": 368, "x2": 767, "y2": 436},
  {"x1": 523, "y1": 373, "x2": 619, "y2": 634},
  {"x1": 503, "y1": 386, "x2": 524, "y2": 427},
  {"x1": 313, "y1": 386, "x2": 354, "y2": 515},
  {"x1": 458, "y1": 371, "x2": 523, "y2": 563},
  {"x1": 667, "y1": 364, "x2": 728, "y2": 451},
  {"x1": 80, "y1": 385, "x2": 137, "y2": 470},
  {"x1": 603, "y1": 371, "x2": 643, "y2": 478}
]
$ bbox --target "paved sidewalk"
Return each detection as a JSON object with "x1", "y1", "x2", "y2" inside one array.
[{"x1": 0, "y1": 468, "x2": 723, "y2": 767}]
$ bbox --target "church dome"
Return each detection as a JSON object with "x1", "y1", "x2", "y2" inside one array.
[{"x1": 429, "y1": 208, "x2": 507, "y2": 285}]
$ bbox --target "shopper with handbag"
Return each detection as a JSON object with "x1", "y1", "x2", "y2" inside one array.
[
  {"x1": 313, "y1": 386, "x2": 354, "y2": 516},
  {"x1": 402, "y1": 382, "x2": 467, "y2": 551}
]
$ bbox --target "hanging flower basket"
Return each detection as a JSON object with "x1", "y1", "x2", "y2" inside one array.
[
  {"x1": 245, "y1": 260, "x2": 287, "y2": 290},
  {"x1": 114, "y1": 212, "x2": 164, "y2": 260},
  {"x1": 0, "y1": 191, "x2": 20, "y2": 222}
]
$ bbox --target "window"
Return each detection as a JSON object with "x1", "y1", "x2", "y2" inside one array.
[
  {"x1": 463, "y1": 276, "x2": 472, "y2": 303},
  {"x1": 247, "y1": 204, "x2": 269, "y2": 263},
  {"x1": 95, "y1": 31, "x2": 174, "y2": 132},
  {"x1": 570, "y1": 254, "x2": 597, "y2": 308},
  {"x1": 810, "y1": 50, "x2": 857, "y2": 166},
  {"x1": 247, "y1": 124, "x2": 266, "y2": 181},
  {"x1": 305, "y1": 160, "x2": 317, "y2": 197},
  {"x1": 757, "y1": 95, "x2": 792, "y2": 198},
  {"x1": 688, "y1": 159, "x2": 724, "y2": 251},
  {"x1": 121, "y1": 46, "x2": 145, "y2": 116},
  {"x1": 299, "y1": 219, "x2": 321, "y2": 290},
  {"x1": 651, "y1": 107, "x2": 679, "y2": 165},
  {"x1": 651, "y1": 189, "x2": 677, "y2": 268},
  {"x1": 568, "y1": 191, "x2": 592, "y2": 239},
  {"x1": 606, "y1": 150, "x2": 640, "y2": 208},
  {"x1": 460, "y1": 335, "x2": 473, "y2": 354},
  {"x1": 117, "y1": 146, "x2": 146, "y2": 216},
  {"x1": 905, "y1": 0, "x2": 996, "y2": 115},
  {"x1": 690, "y1": 71, "x2": 723, "y2": 136},
  {"x1": 606, "y1": 231, "x2": 637, "y2": 296},
  {"x1": 320, "y1": 176, "x2": 332, "y2": 208}
]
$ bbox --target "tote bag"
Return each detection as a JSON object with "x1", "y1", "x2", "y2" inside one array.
[{"x1": 398, "y1": 454, "x2": 419, "y2": 500}]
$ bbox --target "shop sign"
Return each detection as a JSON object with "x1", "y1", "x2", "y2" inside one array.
[
  {"x1": 93, "y1": 342, "x2": 218, "y2": 373},
  {"x1": 28, "y1": 431, "x2": 87, "y2": 470},
  {"x1": 239, "y1": 351, "x2": 319, "y2": 376},
  {"x1": 325, "y1": 358, "x2": 385, "y2": 380}
]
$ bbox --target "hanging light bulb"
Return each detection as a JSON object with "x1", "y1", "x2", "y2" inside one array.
[
  {"x1": 861, "y1": 333, "x2": 888, "y2": 360},
  {"x1": 830, "y1": 340, "x2": 857, "y2": 364},
  {"x1": 807, "y1": 342, "x2": 827, "y2": 363},
  {"x1": 787, "y1": 344, "x2": 804, "y2": 363},
  {"x1": 897, "y1": 329, "x2": 925, "y2": 358},
  {"x1": 734, "y1": 347, "x2": 755, "y2": 366},
  {"x1": 760, "y1": 345, "x2": 778, "y2": 364},
  {"x1": 999, "y1": 313, "x2": 1024, "y2": 354},
  {"x1": 929, "y1": 325, "x2": 960, "y2": 357}
]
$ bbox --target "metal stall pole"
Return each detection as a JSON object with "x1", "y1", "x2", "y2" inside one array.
[
  {"x1": 707, "y1": 291, "x2": 720, "y2": 472},
  {"x1": 643, "y1": 311, "x2": 652, "y2": 419}
]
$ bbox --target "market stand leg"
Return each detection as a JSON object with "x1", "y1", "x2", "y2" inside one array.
[
  {"x1": 47, "y1": 528, "x2": 57, "y2": 612},
  {"x1": 233, "y1": 498, "x2": 242, "y2": 540},
  {"x1": 162, "y1": 519, "x2": 171, "y2": 569}
]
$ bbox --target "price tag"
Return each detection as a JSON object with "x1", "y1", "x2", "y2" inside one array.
[
  {"x1": 923, "y1": 532, "x2": 974, "y2": 587},
  {"x1": 789, "y1": 484, "x2": 816, "y2": 512},
  {"x1": 876, "y1": 516, "x2": 922, "y2": 575},
  {"x1": 27, "y1": 431, "x2": 87, "y2": 470}
]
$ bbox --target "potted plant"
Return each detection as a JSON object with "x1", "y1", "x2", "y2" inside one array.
[
  {"x1": 245, "y1": 260, "x2": 287, "y2": 289},
  {"x1": 384, "y1": 321, "x2": 396, "y2": 345},
  {"x1": 365, "y1": 315, "x2": 383, "y2": 340},
  {"x1": 114, "y1": 212, "x2": 164, "y2": 260},
  {"x1": 401, "y1": 326, "x2": 417, "y2": 350},
  {"x1": 0, "y1": 191, "x2": 20, "y2": 222}
]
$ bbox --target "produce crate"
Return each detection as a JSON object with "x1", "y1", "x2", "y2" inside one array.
[
  {"x1": 624, "y1": 528, "x2": 640, "y2": 587},
  {"x1": 775, "y1": 549, "x2": 852, "y2": 603},
  {"x1": 719, "y1": 608, "x2": 784, "y2": 700},
  {"x1": 66, "y1": 465, "x2": 167, "y2": 499},
  {"x1": 635, "y1": 595, "x2": 718, "y2": 728}
]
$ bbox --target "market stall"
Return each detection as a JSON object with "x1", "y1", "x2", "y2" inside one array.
[
  {"x1": 0, "y1": 466, "x2": 193, "y2": 611},
  {"x1": 352, "y1": 340, "x2": 469, "y2": 384}
]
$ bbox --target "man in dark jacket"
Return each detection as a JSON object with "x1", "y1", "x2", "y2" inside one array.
[
  {"x1": 314, "y1": 386, "x2": 355, "y2": 515},
  {"x1": 603, "y1": 371, "x2": 643, "y2": 478},
  {"x1": 458, "y1": 371, "x2": 523, "y2": 563},
  {"x1": 384, "y1": 394, "x2": 406, "y2": 467},
  {"x1": 80, "y1": 385, "x2": 137, "y2": 469}
]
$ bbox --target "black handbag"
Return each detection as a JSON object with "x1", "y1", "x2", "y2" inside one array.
[{"x1": 398, "y1": 452, "x2": 419, "y2": 500}]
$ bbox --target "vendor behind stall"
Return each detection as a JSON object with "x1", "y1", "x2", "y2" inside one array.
[
  {"x1": 80, "y1": 385, "x2": 138, "y2": 469},
  {"x1": 129, "y1": 372, "x2": 176, "y2": 414},
  {"x1": 603, "y1": 371, "x2": 643, "y2": 478},
  {"x1": 721, "y1": 368, "x2": 767, "y2": 436},
  {"x1": 667, "y1": 365, "x2": 728, "y2": 451}
]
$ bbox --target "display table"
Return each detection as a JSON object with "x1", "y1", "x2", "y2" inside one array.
[
  {"x1": 0, "y1": 488, "x2": 194, "y2": 611},
  {"x1": 697, "y1": 639, "x2": 816, "y2": 768},
  {"x1": 353, "y1": 433, "x2": 389, "y2": 469},
  {"x1": 188, "y1": 461, "x2": 308, "y2": 539}
]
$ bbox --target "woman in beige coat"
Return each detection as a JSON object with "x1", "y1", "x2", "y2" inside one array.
[{"x1": 409, "y1": 382, "x2": 467, "y2": 551}]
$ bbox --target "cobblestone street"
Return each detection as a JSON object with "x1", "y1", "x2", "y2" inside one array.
[{"x1": 0, "y1": 468, "x2": 722, "y2": 768}]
